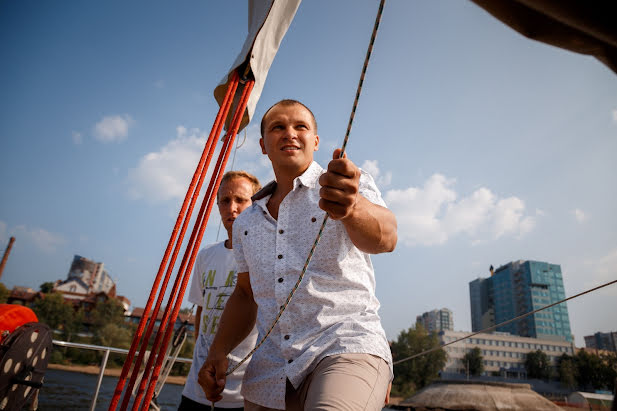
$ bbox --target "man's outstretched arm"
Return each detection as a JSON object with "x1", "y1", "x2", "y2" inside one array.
[
  {"x1": 319, "y1": 148, "x2": 397, "y2": 254},
  {"x1": 198, "y1": 272, "x2": 257, "y2": 402}
]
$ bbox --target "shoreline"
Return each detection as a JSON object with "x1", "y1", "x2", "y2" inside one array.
[{"x1": 47, "y1": 363, "x2": 187, "y2": 385}]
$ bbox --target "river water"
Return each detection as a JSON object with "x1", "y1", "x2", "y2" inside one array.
[
  {"x1": 37, "y1": 370, "x2": 394, "y2": 410},
  {"x1": 38, "y1": 370, "x2": 183, "y2": 410}
]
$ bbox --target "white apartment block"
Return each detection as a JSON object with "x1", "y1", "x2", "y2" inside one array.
[{"x1": 439, "y1": 330, "x2": 575, "y2": 378}]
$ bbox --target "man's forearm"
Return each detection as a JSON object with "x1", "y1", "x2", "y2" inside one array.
[
  {"x1": 341, "y1": 195, "x2": 397, "y2": 254},
  {"x1": 209, "y1": 278, "x2": 257, "y2": 355}
]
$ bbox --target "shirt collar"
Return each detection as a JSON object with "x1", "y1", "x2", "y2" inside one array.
[
  {"x1": 295, "y1": 161, "x2": 323, "y2": 189},
  {"x1": 251, "y1": 161, "x2": 323, "y2": 203}
]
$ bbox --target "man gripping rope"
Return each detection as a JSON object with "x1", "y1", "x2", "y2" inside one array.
[{"x1": 200, "y1": 100, "x2": 397, "y2": 411}]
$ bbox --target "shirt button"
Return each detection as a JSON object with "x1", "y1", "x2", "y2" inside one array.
[
  {"x1": 278, "y1": 254, "x2": 283, "y2": 259},
  {"x1": 284, "y1": 335, "x2": 290, "y2": 340},
  {"x1": 263, "y1": 210, "x2": 267, "y2": 215},
  {"x1": 311, "y1": 217, "x2": 317, "y2": 222},
  {"x1": 288, "y1": 359, "x2": 293, "y2": 364},
  {"x1": 278, "y1": 278, "x2": 284, "y2": 283},
  {"x1": 280, "y1": 305, "x2": 284, "y2": 310},
  {"x1": 244, "y1": 231, "x2": 248, "y2": 235},
  {"x1": 279, "y1": 229, "x2": 284, "y2": 234}
]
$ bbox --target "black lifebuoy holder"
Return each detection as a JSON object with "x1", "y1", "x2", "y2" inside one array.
[{"x1": 0, "y1": 322, "x2": 53, "y2": 411}]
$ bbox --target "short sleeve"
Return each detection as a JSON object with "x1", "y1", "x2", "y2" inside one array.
[
  {"x1": 358, "y1": 169, "x2": 387, "y2": 207},
  {"x1": 232, "y1": 215, "x2": 250, "y2": 273},
  {"x1": 188, "y1": 250, "x2": 204, "y2": 306}
]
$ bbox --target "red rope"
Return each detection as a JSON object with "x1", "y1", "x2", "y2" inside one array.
[
  {"x1": 135, "y1": 79, "x2": 254, "y2": 409},
  {"x1": 109, "y1": 71, "x2": 240, "y2": 410},
  {"x1": 121, "y1": 74, "x2": 240, "y2": 410},
  {"x1": 131, "y1": 78, "x2": 254, "y2": 410}
]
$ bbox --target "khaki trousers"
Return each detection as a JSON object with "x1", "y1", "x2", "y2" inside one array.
[{"x1": 245, "y1": 353, "x2": 390, "y2": 411}]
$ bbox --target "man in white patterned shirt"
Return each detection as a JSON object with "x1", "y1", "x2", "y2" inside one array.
[{"x1": 199, "y1": 100, "x2": 397, "y2": 410}]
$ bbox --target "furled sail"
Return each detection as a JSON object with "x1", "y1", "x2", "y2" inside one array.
[{"x1": 214, "y1": 0, "x2": 302, "y2": 131}]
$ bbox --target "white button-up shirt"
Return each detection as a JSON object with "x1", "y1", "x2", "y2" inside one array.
[{"x1": 232, "y1": 161, "x2": 393, "y2": 410}]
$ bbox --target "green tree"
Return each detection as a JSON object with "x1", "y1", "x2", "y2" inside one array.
[
  {"x1": 62, "y1": 307, "x2": 84, "y2": 342},
  {"x1": 462, "y1": 347, "x2": 484, "y2": 376},
  {"x1": 39, "y1": 281, "x2": 55, "y2": 294},
  {"x1": 558, "y1": 354, "x2": 577, "y2": 389},
  {"x1": 90, "y1": 298, "x2": 125, "y2": 330},
  {"x1": 574, "y1": 350, "x2": 614, "y2": 390},
  {"x1": 32, "y1": 292, "x2": 74, "y2": 330},
  {"x1": 599, "y1": 352, "x2": 617, "y2": 391},
  {"x1": 0, "y1": 282, "x2": 9, "y2": 303},
  {"x1": 390, "y1": 324, "x2": 446, "y2": 398},
  {"x1": 525, "y1": 350, "x2": 552, "y2": 380},
  {"x1": 94, "y1": 323, "x2": 132, "y2": 348}
]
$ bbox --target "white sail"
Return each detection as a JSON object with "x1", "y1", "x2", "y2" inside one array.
[{"x1": 214, "y1": 0, "x2": 302, "y2": 131}]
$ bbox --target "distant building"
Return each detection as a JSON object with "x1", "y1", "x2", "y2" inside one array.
[
  {"x1": 6, "y1": 286, "x2": 43, "y2": 307},
  {"x1": 439, "y1": 330, "x2": 574, "y2": 379},
  {"x1": 416, "y1": 308, "x2": 454, "y2": 333},
  {"x1": 53, "y1": 254, "x2": 130, "y2": 314},
  {"x1": 56, "y1": 255, "x2": 115, "y2": 295},
  {"x1": 584, "y1": 331, "x2": 617, "y2": 352},
  {"x1": 469, "y1": 260, "x2": 572, "y2": 342},
  {"x1": 469, "y1": 277, "x2": 494, "y2": 332}
]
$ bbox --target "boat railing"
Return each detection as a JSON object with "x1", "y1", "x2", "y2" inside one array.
[{"x1": 51, "y1": 339, "x2": 192, "y2": 411}]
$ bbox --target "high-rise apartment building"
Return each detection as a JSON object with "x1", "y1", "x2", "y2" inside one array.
[
  {"x1": 416, "y1": 308, "x2": 454, "y2": 333},
  {"x1": 469, "y1": 260, "x2": 572, "y2": 342},
  {"x1": 584, "y1": 331, "x2": 617, "y2": 352}
]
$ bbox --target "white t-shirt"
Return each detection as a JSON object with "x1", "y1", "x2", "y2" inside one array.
[{"x1": 182, "y1": 241, "x2": 258, "y2": 407}]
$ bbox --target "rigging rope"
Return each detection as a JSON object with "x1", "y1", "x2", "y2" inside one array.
[
  {"x1": 109, "y1": 71, "x2": 255, "y2": 411},
  {"x1": 225, "y1": 0, "x2": 387, "y2": 377},
  {"x1": 136, "y1": 79, "x2": 255, "y2": 410},
  {"x1": 392, "y1": 278, "x2": 617, "y2": 366}
]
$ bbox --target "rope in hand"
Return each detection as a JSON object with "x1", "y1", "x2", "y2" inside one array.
[
  {"x1": 225, "y1": 0, "x2": 386, "y2": 377},
  {"x1": 392, "y1": 278, "x2": 617, "y2": 366},
  {"x1": 209, "y1": 1, "x2": 386, "y2": 408}
]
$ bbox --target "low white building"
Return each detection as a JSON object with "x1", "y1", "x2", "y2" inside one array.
[{"x1": 439, "y1": 330, "x2": 575, "y2": 378}]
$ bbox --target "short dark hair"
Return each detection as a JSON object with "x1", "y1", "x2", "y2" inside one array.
[
  {"x1": 217, "y1": 171, "x2": 261, "y2": 200},
  {"x1": 260, "y1": 99, "x2": 317, "y2": 138}
]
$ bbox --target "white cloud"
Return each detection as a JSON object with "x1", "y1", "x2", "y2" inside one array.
[
  {"x1": 154, "y1": 79, "x2": 165, "y2": 89},
  {"x1": 0, "y1": 221, "x2": 65, "y2": 254},
  {"x1": 72, "y1": 131, "x2": 83, "y2": 145},
  {"x1": 93, "y1": 114, "x2": 133, "y2": 143},
  {"x1": 384, "y1": 174, "x2": 535, "y2": 246},
  {"x1": 573, "y1": 208, "x2": 588, "y2": 223},
  {"x1": 127, "y1": 127, "x2": 207, "y2": 203},
  {"x1": 127, "y1": 124, "x2": 275, "y2": 204},
  {"x1": 493, "y1": 197, "x2": 535, "y2": 238},
  {"x1": 361, "y1": 159, "x2": 392, "y2": 187},
  {"x1": 612, "y1": 108, "x2": 617, "y2": 123}
]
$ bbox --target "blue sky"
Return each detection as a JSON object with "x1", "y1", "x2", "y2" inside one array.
[{"x1": 1, "y1": 1, "x2": 616, "y2": 347}]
